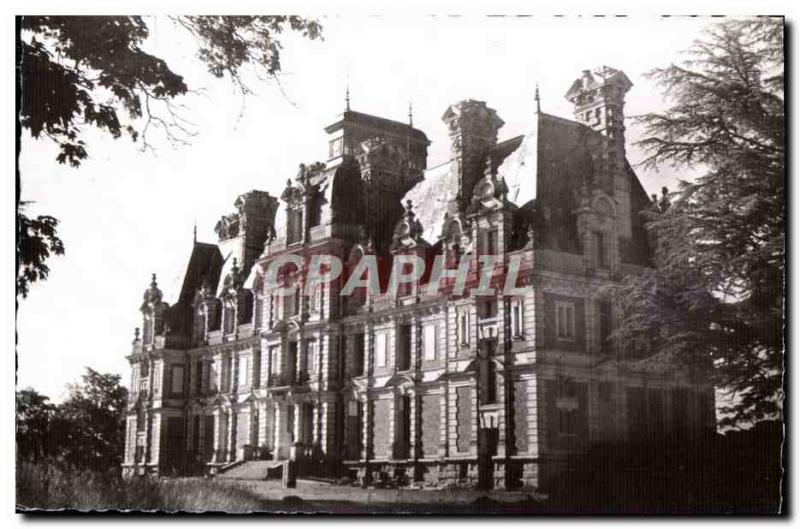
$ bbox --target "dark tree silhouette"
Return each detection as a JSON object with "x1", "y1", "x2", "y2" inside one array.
[
  {"x1": 16, "y1": 388, "x2": 57, "y2": 462},
  {"x1": 613, "y1": 18, "x2": 784, "y2": 427},
  {"x1": 57, "y1": 369, "x2": 129, "y2": 470},
  {"x1": 16, "y1": 16, "x2": 322, "y2": 297},
  {"x1": 16, "y1": 369, "x2": 129, "y2": 471}
]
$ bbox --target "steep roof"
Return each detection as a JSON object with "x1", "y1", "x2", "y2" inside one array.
[
  {"x1": 402, "y1": 111, "x2": 604, "y2": 248},
  {"x1": 404, "y1": 160, "x2": 453, "y2": 243},
  {"x1": 165, "y1": 241, "x2": 224, "y2": 335}
]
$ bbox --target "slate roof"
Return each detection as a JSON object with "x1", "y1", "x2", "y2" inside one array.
[
  {"x1": 403, "y1": 111, "x2": 603, "y2": 250},
  {"x1": 165, "y1": 241, "x2": 223, "y2": 336}
]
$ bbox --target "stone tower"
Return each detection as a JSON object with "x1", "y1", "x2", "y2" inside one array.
[
  {"x1": 214, "y1": 190, "x2": 279, "y2": 273},
  {"x1": 565, "y1": 66, "x2": 633, "y2": 167},
  {"x1": 441, "y1": 100, "x2": 504, "y2": 213}
]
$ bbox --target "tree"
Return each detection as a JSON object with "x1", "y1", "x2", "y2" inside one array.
[
  {"x1": 614, "y1": 18, "x2": 784, "y2": 428},
  {"x1": 16, "y1": 388, "x2": 57, "y2": 462},
  {"x1": 58, "y1": 368, "x2": 129, "y2": 470},
  {"x1": 16, "y1": 16, "x2": 323, "y2": 297}
]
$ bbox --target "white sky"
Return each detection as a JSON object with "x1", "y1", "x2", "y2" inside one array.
[{"x1": 17, "y1": 15, "x2": 718, "y2": 400}]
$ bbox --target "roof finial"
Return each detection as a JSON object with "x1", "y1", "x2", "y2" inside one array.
[
  {"x1": 408, "y1": 100, "x2": 413, "y2": 127},
  {"x1": 150, "y1": 273, "x2": 157, "y2": 288},
  {"x1": 345, "y1": 85, "x2": 351, "y2": 112},
  {"x1": 193, "y1": 221, "x2": 197, "y2": 243},
  {"x1": 535, "y1": 83, "x2": 541, "y2": 114}
]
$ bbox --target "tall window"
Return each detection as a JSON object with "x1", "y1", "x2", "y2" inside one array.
[
  {"x1": 422, "y1": 324, "x2": 437, "y2": 361},
  {"x1": 287, "y1": 208, "x2": 303, "y2": 244},
  {"x1": 269, "y1": 345, "x2": 280, "y2": 377},
  {"x1": 194, "y1": 361, "x2": 203, "y2": 394},
  {"x1": 353, "y1": 333, "x2": 365, "y2": 376},
  {"x1": 459, "y1": 310, "x2": 470, "y2": 346},
  {"x1": 557, "y1": 377, "x2": 579, "y2": 436},
  {"x1": 287, "y1": 342, "x2": 298, "y2": 382},
  {"x1": 375, "y1": 332, "x2": 387, "y2": 368},
  {"x1": 479, "y1": 343, "x2": 497, "y2": 405},
  {"x1": 305, "y1": 342, "x2": 316, "y2": 374},
  {"x1": 283, "y1": 285, "x2": 300, "y2": 318},
  {"x1": 397, "y1": 324, "x2": 412, "y2": 370},
  {"x1": 170, "y1": 365, "x2": 184, "y2": 396},
  {"x1": 223, "y1": 305, "x2": 235, "y2": 334},
  {"x1": 479, "y1": 229, "x2": 499, "y2": 256},
  {"x1": 511, "y1": 299, "x2": 524, "y2": 338},
  {"x1": 238, "y1": 356, "x2": 249, "y2": 387},
  {"x1": 555, "y1": 301, "x2": 575, "y2": 340}
]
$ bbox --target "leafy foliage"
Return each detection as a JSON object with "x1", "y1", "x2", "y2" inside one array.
[
  {"x1": 16, "y1": 208, "x2": 65, "y2": 298},
  {"x1": 16, "y1": 388, "x2": 57, "y2": 462},
  {"x1": 16, "y1": 368, "x2": 128, "y2": 471},
  {"x1": 615, "y1": 18, "x2": 784, "y2": 427},
  {"x1": 16, "y1": 16, "x2": 322, "y2": 297}
]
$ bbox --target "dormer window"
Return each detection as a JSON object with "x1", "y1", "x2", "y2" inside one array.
[
  {"x1": 287, "y1": 208, "x2": 303, "y2": 245},
  {"x1": 223, "y1": 303, "x2": 236, "y2": 335}
]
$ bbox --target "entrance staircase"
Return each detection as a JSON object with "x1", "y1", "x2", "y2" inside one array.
[{"x1": 216, "y1": 460, "x2": 285, "y2": 481}]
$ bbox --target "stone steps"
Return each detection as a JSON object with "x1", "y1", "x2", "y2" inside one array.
[{"x1": 217, "y1": 460, "x2": 284, "y2": 481}]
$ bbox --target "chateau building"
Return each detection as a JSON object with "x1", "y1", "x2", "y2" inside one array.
[{"x1": 123, "y1": 67, "x2": 716, "y2": 489}]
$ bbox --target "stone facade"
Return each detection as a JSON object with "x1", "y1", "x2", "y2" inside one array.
[{"x1": 122, "y1": 67, "x2": 716, "y2": 490}]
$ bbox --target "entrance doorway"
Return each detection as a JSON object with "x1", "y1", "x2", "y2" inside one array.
[{"x1": 478, "y1": 426, "x2": 499, "y2": 489}]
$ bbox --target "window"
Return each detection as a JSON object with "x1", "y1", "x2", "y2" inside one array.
[
  {"x1": 224, "y1": 356, "x2": 233, "y2": 392},
  {"x1": 170, "y1": 365, "x2": 184, "y2": 396},
  {"x1": 329, "y1": 137, "x2": 343, "y2": 159},
  {"x1": 478, "y1": 298, "x2": 498, "y2": 319},
  {"x1": 269, "y1": 346, "x2": 280, "y2": 376},
  {"x1": 556, "y1": 378, "x2": 579, "y2": 436},
  {"x1": 305, "y1": 342, "x2": 316, "y2": 374},
  {"x1": 398, "y1": 262, "x2": 414, "y2": 297},
  {"x1": 511, "y1": 300, "x2": 524, "y2": 338},
  {"x1": 479, "y1": 348, "x2": 497, "y2": 404},
  {"x1": 592, "y1": 231, "x2": 607, "y2": 268},
  {"x1": 353, "y1": 333, "x2": 365, "y2": 376},
  {"x1": 223, "y1": 305, "x2": 235, "y2": 334},
  {"x1": 459, "y1": 310, "x2": 470, "y2": 346},
  {"x1": 480, "y1": 229, "x2": 498, "y2": 255},
  {"x1": 555, "y1": 301, "x2": 575, "y2": 340},
  {"x1": 287, "y1": 342, "x2": 298, "y2": 382},
  {"x1": 287, "y1": 405, "x2": 295, "y2": 442},
  {"x1": 598, "y1": 301, "x2": 612, "y2": 353},
  {"x1": 422, "y1": 324, "x2": 437, "y2": 361},
  {"x1": 194, "y1": 361, "x2": 202, "y2": 394},
  {"x1": 397, "y1": 324, "x2": 412, "y2": 370},
  {"x1": 268, "y1": 293, "x2": 276, "y2": 328},
  {"x1": 238, "y1": 356, "x2": 249, "y2": 387},
  {"x1": 375, "y1": 332, "x2": 387, "y2": 368},
  {"x1": 136, "y1": 406, "x2": 146, "y2": 432},
  {"x1": 209, "y1": 360, "x2": 218, "y2": 391},
  {"x1": 287, "y1": 208, "x2": 303, "y2": 244},
  {"x1": 558, "y1": 408, "x2": 578, "y2": 435},
  {"x1": 309, "y1": 283, "x2": 321, "y2": 313},
  {"x1": 283, "y1": 286, "x2": 300, "y2": 318}
]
